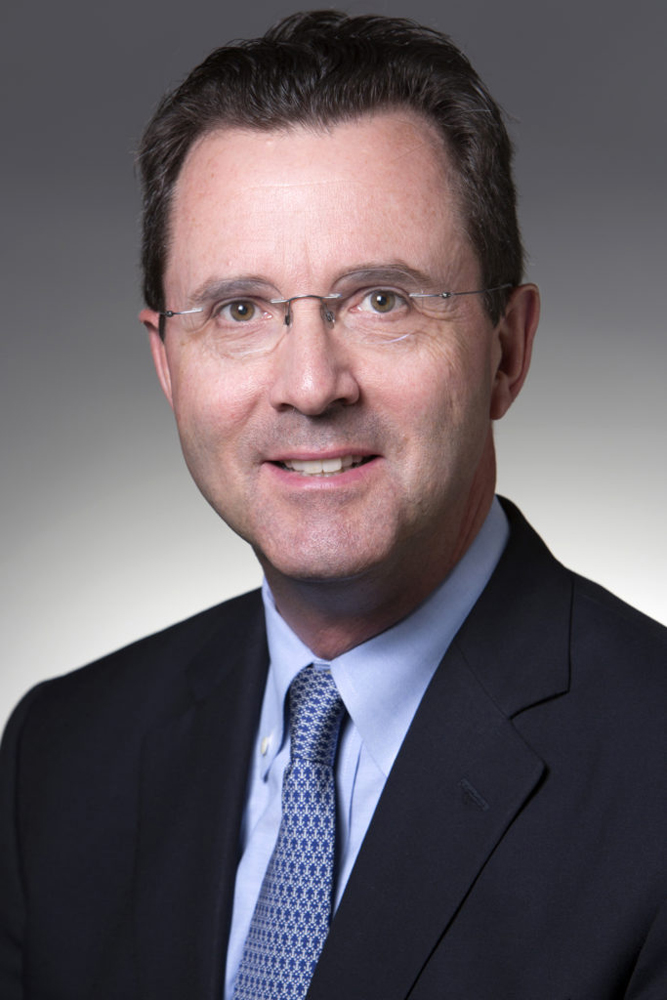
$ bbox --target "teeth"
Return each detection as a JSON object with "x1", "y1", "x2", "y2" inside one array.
[{"x1": 282, "y1": 455, "x2": 363, "y2": 476}]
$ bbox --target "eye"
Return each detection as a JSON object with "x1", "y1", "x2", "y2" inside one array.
[
  {"x1": 357, "y1": 289, "x2": 410, "y2": 316},
  {"x1": 368, "y1": 290, "x2": 396, "y2": 313},
  {"x1": 221, "y1": 299, "x2": 257, "y2": 323}
]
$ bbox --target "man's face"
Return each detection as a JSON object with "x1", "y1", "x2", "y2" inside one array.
[{"x1": 145, "y1": 113, "x2": 533, "y2": 596}]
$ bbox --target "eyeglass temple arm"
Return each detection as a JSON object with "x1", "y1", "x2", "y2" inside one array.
[{"x1": 409, "y1": 283, "x2": 512, "y2": 301}]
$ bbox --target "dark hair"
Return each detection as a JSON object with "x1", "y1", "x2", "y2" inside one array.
[{"x1": 138, "y1": 10, "x2": 524, "y2": 323}]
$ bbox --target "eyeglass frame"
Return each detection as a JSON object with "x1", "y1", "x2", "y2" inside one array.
[{"x1": 157, "y1": 283, "x2": 513, "y2": 338}]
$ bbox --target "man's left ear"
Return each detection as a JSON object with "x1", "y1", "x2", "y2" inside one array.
[{"x1": 489, "y1": 283, "x2": 540, "y2": 420}]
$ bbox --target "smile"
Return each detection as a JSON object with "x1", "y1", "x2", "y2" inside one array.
[{"x1": 278, "y1": 455, "x2": 373, "y2": 476}]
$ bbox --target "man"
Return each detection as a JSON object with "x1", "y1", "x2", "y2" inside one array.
[{"x1": 1, "y1": 10, "x2": 665, "y2": 999}]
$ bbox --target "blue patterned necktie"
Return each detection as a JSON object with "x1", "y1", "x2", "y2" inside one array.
[{"x1": 232, "y1": 665, "x2": 345, "y2": 1000}]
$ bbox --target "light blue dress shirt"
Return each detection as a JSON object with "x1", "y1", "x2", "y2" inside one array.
[{"x1": 224, "y1": 498, "x2": 509, "y2": 997}]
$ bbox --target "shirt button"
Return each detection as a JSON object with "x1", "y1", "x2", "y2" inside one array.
[{"x1": 260, "y1": 735, "x2": 271, "y2": 756}]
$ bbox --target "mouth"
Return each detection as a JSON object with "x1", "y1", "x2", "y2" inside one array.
[{"x1": 273, "y1": 455, "x2": 375, "y2": 477}]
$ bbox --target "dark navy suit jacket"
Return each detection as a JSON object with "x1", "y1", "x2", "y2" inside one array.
[{"x1": 2, "y1": 501, "x2": 666, "y2": 999}]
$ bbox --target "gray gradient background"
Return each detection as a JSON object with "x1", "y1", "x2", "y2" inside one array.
[{"x1": 2, "y1": 0, "x2": 665, "y2": 730}]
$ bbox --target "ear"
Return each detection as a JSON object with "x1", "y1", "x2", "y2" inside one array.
[
  {"x1": 140, "y1": 308, "x2": 174, "y2": 410},
  {"x1": 489, "y1": 283, "x2": 540, "y2": 420}
]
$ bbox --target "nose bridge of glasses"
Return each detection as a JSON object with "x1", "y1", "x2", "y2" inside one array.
[{"x1": 270, "y1": 293, "x2": 341, "y2": 327}]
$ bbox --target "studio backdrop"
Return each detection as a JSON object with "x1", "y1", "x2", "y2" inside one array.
[{"x1": 2, "y1": 0, "x2": 665, "y2": 729}]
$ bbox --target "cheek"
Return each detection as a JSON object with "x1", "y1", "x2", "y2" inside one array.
[
  {"x1": 395, "y1": 348, "x2": 494, "y2": 498},
  {"x1": 400, "y1": 335, "x2": 492, "y2": 431},
  {"x1": 168, "y1": 352, "x2": 264, "y2": 458}
]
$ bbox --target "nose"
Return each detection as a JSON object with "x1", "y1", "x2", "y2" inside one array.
[{"x1": 268, "y1": 297, "x2": 361, "y2": 415}]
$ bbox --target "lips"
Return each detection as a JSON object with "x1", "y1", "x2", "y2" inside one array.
[{"x1": 276, "y1": 455, "x2": 373, "y2": 476}]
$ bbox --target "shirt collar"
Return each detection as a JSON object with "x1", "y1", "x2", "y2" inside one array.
[{"x1": 259, "y1": 497, "x2": 509, "y2": 779}]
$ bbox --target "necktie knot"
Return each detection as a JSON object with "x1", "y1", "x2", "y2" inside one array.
[{"x1": 289, "y1": 665, "x2": 344, "y2": 767}]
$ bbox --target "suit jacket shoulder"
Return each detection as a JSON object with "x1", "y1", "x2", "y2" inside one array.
[
  {"x1": 0, "y1": 588, "x2": 269, "y2": 1000},
  {"x1": 311, "y1": 501, "x2": 667, "y2": 1000},
  {"x1": 9, "y1": 588, "x2": 267, "y2": 729}
]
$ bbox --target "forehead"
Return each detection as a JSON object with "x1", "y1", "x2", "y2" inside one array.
[{"x1": 165, "y1": 111, "x2": 472, "y2": 293}]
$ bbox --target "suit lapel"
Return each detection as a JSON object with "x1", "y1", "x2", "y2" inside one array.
[
  {"x1": 134, "y1": 595, "x2": 268, "y2": 1000},
  {"x1": 310, "y1": 502, "x2": 572, "y2": 1000},
  {"x1": 309, "y1": 645, "x2": 545, "y2": 1000}
]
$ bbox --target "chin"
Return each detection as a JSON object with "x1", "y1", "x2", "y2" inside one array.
[
  {"x1": 253, "y1": 528, "x2": 392, "y2": 585},
  {"x1": 258, "y1": 549, "x2": 374, "y2": 585}
]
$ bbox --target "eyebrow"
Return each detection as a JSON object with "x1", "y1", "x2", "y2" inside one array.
[
  {"x1": 331, "y1": 263, "x2": 442, "y2": 293},
  {"x1": 188, "y1": 276, "x2": 281, "y2": 306},
  {"x1": 186, "y1": 263, "x2": 441, "y2": 306}
]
